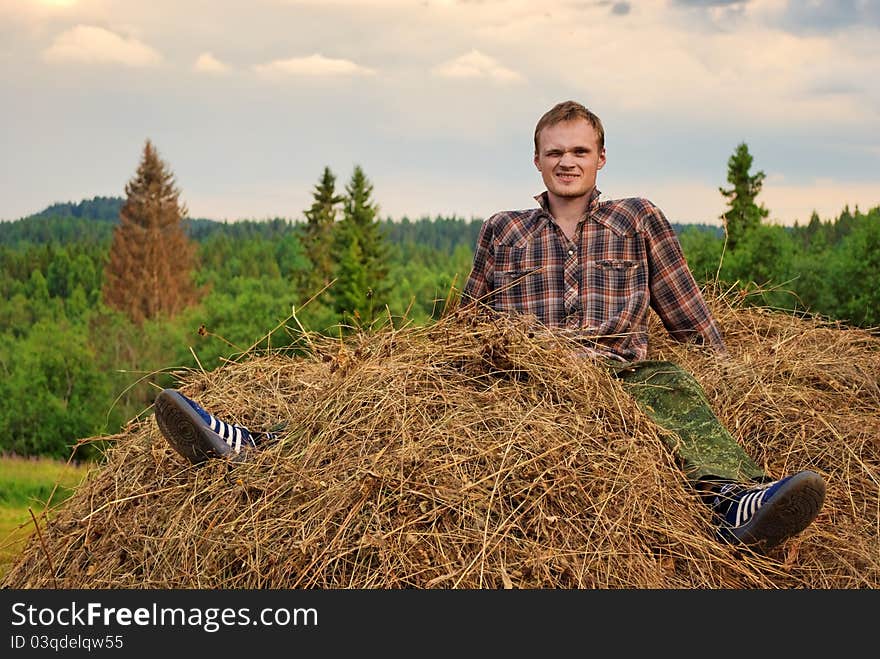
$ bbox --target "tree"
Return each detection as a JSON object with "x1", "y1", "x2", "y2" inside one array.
[
  {"x1": 0, "y1": 319, "x2": 110, "y2": 459},
  {"x1": 719, "y1": 223, "x2": 797, "y2": 309},
  {"x1": 678, "y1": 225, "x2": 724, "y2": 285},
  {"x1": 829, "y1": 209, "x2": 880, "y2": 327},
  {"x1": 801, "y1": 210, "x2": 829, "y2": 251},
  {"x1": 301, "y1": 166, "x2": 343, "y2": 295},
  {"x1": 102, "y1": 140, "x2": 200, "y2": 324},
  {"x1": 332, "y1": 166, "x2": 390, "y2": 324},
  {"x1": 331, "y1": 232, "x2": 370, "y2": 323},
  {"x1": 719, "y1": 142, "x2": 769, "y2": 250}
]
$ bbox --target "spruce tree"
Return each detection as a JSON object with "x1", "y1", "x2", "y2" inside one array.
[
  {"x1": 102, "y1": 140, "x2": 200, "y2": 323},
  {"x1": 719, "y1": 142, "x2": 769, "y2": 250},
  {"x1": 332, "y1": 227, "x2": 370, "y2": 322},
  {"x1": 803, "y1": 210, "x2": 828, "y2": 251},
  {"x1": 332, "y1": 165, "x2": 390, "y2": 324},
  {"x1": 301, "y1": 166, "x2": 343, "y2": 294}
]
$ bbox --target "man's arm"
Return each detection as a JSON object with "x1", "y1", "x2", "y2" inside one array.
[
  {"x1": 643, "y1": 204, "x2": 727, "y2": 354},
  {"x1": 461, "y1": 217, "x2": 496, "y2": 309}
]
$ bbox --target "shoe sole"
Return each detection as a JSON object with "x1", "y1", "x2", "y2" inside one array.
[
  {"x1": 154, "y1": 389, "x2": 234, "y2": 465},
  {"x1": 725, "y1": 470, "x2": 826, "y2": 549}
]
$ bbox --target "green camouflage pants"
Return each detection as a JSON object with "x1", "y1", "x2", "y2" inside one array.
[{"x1": 611, "y1": 360, "x2": 766, "y2": 486}]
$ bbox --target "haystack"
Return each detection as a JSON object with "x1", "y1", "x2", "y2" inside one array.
[{"x1": 4, "y1": 294, "x2": 879, "y2": 589}]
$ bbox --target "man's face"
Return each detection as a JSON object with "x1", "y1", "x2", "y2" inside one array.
[{"x1": 534, "y1": 119, "x2": 606, "y2": 201}]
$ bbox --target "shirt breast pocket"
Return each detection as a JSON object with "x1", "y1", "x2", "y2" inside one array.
[
  {"x1": 493, "y1": 245, "x2": 540, "y2": 313},
  {"x1": 587, "y1": 259, "x2": 646, "y2": 317}
]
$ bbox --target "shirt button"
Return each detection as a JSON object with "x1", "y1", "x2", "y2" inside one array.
[{"x1": 568, "y1": 249, "x2": 574, "y2": 255}]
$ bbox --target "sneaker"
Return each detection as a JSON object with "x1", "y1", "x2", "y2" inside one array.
[
  {"x1": 154, "y1": 389, "x2": 283, "y2": 465},
  {"x1": 713, "y1": 470, "x2": 826, "y2": 549}
]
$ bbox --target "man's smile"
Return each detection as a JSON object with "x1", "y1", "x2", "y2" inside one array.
[{"x1": 556, "y1": 171, "x2": 580, "y2": 181}]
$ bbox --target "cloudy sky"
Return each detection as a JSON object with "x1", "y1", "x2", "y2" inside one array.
[{"x1": 1, "y1": 0, "x2": 878, "y2": 226}]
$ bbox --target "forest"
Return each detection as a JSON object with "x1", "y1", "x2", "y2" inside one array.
[{"x1": 0, "y1": 141, "x2": 877, "y2": 462}]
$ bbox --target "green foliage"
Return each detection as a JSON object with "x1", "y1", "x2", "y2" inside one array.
[
  {"x1": 332, "y1": 166, "x2": 392, "y2": 324},
  {"x1": 3, "y1": 173, "x2": 879, "y2": 464},
  {"x1": 786, "y1": 250, "x2": 833, "y2": 317},
  {"x1": 828, "y1": 210, "x2": 880, "y2": 327},
  {"x1": 677, "y1": 225, "x2": 724, "y2": 284},
  {"x1": 186, "y1": 217, "x2": 295, "y2": 242},
  {"x1": 718, "y1": 224, "x2": 799, "y2": 309},
  {"x1": 189, "y1": 276, "x2": 302, "y2": 362},
  {"x1": 275, "y1": 232, "x2": 311, "y2": 281},
  {"x1": 0, "y1": 243, "x2": 104, "y2": 337},
  {"x1": 301, "y1": 167, "x2": 344, "y2": 296},
  {"x1": 84, "y1": 305, "x2": 208, "y2": 434},
  {"x1": 385, "y1": 242, "x2": 474, "y2": 322},
  {"x1": 0, "y1": 196, "x2": 120, "y2": 246},
  {"x1": 198, "y1": 234, "x2": 281, "y2": 281},
  {"x1": 33, "y1": 196, "x2": 123, "y2": 222},
  {"x1": 720, "y1": 142, "x2": 769, "y2": 250},
  {"x1": 381, "y1": 215, "x2": 484, "y2": 254},
  {"x1": 332, "y1": 229, "x2": 372, "y2": 325},
  {"x1": 0, "y1": 320, "x2": 111, "y2": 460},
  {"x1": 796, "y1": 211, "x2": 831, "y2": 252}
]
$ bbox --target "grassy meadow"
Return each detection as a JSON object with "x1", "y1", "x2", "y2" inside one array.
[{"x1": 0, "y1": 454, "x2": 92, "y2": 579}]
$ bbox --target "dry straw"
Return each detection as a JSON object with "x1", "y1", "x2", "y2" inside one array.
[{"x1": 4, "y1": 291, "x2": 879, "y2": 589}]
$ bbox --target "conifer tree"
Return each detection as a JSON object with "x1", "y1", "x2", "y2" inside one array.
[
  {"x1": 332, "y1": 165, "x2": 390, "y2": 323},
  {"x1": 803, "y1": 210, "x2": 828, "y2": 251},
  {"x1": 331, "y1": 230, "x2": 370, "y2": 321},
  {"x1": 301, "y1": 166, "x2": 343, "y2": 294},
  {"x1": 719, "y1": 142, "x2": 769, "y2": 250},
  {"x1": 102, "y1": 140, "x2": 200, "y2": 323}
]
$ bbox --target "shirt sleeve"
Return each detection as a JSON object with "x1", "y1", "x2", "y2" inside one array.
[
  {"x1": 461, "y1": 216, "x2": 495, "y2": 308},
  {"x1": 643, "y1": 203, "x2": 727, "y2": 354}
]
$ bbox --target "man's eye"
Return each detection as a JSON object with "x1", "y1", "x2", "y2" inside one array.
[{"x1": 546, "y1": 151, "x2": 562, "y2": 157}]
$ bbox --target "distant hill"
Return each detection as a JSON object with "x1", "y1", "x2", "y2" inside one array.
[
  {"x1": 32, "y1": 196, "x2": 124, "y2": 222},
  {"x1": 0, "y1": 196, "x2": 230, "y2": 247},
  {"x1": 0, "y1": 197, "x2": 120, "y2": 246},
  {"x1": 0, "y1": 196, "x2": 724, "y2": 247}
]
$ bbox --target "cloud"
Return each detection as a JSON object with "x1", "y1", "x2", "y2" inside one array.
[
  {"x1": 673, "y1": 0, "x2": 748, "y2": 6},
  {"x1": 253, "y1": 53, "x2": 376, "y2": 78},
  {"x1": 773, "y1": 0, "x2": 880, "y2": 34},
  {"x1": 43, "y1": 25, "x2": 162, "y2": 66},
  {"x1": 194, "y1": 52, "x2": 229, "y2": 74},
  {"x1": 431, "y1": 49, "x2": 524, "y2": 83}
]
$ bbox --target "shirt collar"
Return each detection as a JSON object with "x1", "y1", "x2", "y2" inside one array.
[{"x1": 534, "y1": 187, "x2": 602, "y2": 218}]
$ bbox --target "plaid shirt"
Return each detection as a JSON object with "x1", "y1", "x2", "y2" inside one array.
[{"x1": 461, "y1": 189, "x2": 726, "y2": 362}]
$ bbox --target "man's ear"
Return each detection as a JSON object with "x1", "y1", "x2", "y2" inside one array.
[
  {"x1": 598, "y1": 147, "x2": 607, "y2": 170},
  {"x1": 533, "y1": 152, "x2": 540, "y2": 170}
]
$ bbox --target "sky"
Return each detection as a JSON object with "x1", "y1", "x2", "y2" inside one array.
[{"x1": 1, "y1": 0, "x2": 878, "y2": 227}]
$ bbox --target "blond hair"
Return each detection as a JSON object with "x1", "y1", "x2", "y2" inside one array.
[{"x1": 534, "y1": 100, "x2": 605, "y2": 154}]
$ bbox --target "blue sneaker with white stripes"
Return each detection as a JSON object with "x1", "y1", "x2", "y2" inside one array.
[
  {"x1": 154, "y1": 389, "x2": 283, "y2": 465},
  {"x1": 713, "y1": 470, "x2": 826, "y2": 549}
]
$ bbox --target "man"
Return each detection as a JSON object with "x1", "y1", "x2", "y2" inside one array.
[
  {"x1": 458, "y1": 100, "x2": 825, "y2": 550},
  {"x1": 154, "y1": 100, "x2": 825, "y2": 551}
]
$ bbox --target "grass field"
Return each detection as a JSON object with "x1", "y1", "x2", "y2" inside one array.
[{"x1": 0, "y1": 455, "x2": 93, "y2": 580}]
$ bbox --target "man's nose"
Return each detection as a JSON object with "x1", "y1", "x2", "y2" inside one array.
[{"x1": 559, "y1": 150, "x2": 576, "y2": 166}]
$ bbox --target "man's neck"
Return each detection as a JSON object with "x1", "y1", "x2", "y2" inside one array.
[{"x1": 547, "y1": 189, "x2": 593, "y2": 225}]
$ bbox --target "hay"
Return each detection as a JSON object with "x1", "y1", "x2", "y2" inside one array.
[{"x1": 4, "y1": 293, "x2": 879, "y2": 589}]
